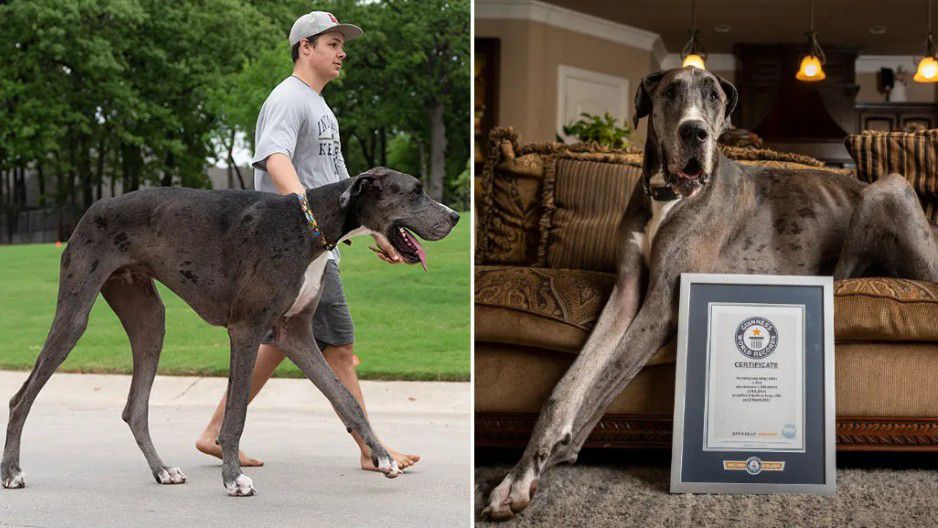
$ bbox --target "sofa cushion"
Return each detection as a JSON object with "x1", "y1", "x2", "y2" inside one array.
[
  {"x1": 475, "y1": 341, "x2": 938, "y2": 417},
  {"x1": 476, "y1": 128, "x2": 645, "y2": 267},
  {"x1": 476, "y1": 128, "x2": 549, "y2": 266},
  {"x1": 844, "y1": 129, "x2": 938, "y2": 222},
  {"x1": 477, "y1": 267, "x2": 938, "y2": 352},
  {"x1": 475, "y1": 344, "x2": 677, "y2": 414},
  {"x1": 722, "y1": 145, "x2": 824, "y2": 166},
  {"x1": 538, "y1": 156, "x2": 641, "y2": 272},
  {"x1": 844, "y1": 130, "x2": 938, "y2": 195},
  {"x1": 925, "y1": 199, "x2": 938, "y2": 223},
  {"x1": 475, "y1": 265, "x2": 614, "y2": 351},
  {"x1": 844, "y1": 130, "x2": 938, "y2": 223},
  {"x1": 835, "y1": 278, "x2": 938, "y2": 342}
]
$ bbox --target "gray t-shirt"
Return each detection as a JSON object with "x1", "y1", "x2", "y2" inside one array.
[
  {"x1": 252, "y1": 76, "x2": 350, "y2": 261},
  {"x1": 252, "y1": 76, "x2": 350, "y2": 193}
]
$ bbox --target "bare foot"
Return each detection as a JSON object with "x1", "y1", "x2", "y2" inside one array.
[
  {"x1": 361, "y1": 446, "x2": 420, "y2": 472},
  {"x1": 196, "y1": 433, "x2": 264, "y2": 467}
]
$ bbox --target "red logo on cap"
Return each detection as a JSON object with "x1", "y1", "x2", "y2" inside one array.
[{"x1": 327, "y1": 13, "x2": 338, "y2": 23}]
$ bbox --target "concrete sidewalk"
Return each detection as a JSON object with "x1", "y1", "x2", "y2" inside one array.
[{"x1": 0, "y1": 371, "x2": 471, "y2": 528}]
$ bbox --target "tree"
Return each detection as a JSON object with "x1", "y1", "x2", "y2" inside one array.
[
  {"x1": 378, "y1": 0, "x2": 470, "y2": 202},
  {"x1": 0, "y1": 0, "x2": 470, "y2": 240}
]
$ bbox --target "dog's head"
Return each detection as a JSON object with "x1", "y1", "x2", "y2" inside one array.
[
  {"x1": 340, "y1": 167, "x2": 459, "y2": 269},
  {"x1": 633, "y1": 67, "x2": 737, "y2": 198}
]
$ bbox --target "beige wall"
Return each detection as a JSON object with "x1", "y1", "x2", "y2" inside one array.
[{"x1": 476, "y1": 19, "x2": 657, "y2": 146}]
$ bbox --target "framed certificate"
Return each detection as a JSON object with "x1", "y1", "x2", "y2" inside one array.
[{"x1": 670, "y1": 273, "x2": 836, "y2": 495}]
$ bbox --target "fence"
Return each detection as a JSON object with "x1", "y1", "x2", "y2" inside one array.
[{"x1": 1, "y1": 207, "x2": 80, "y2": 245}]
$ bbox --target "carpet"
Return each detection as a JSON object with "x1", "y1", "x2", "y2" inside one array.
[{"x1": 475, "y1": 456, "x2": 938, "y2": 527}]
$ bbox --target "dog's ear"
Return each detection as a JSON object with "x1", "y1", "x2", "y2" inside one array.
[
  {"x1": 717, "y1": 75, "x2": 738, "y2": 122},
  {"x1": 633, "y1": 71, "x2": 665, "y2": 129},
  {"x1": 641, "y1": 120, "x2": 662, "y2": 191},
  {"x1": 339, "y1": 173, "x2": 384, "y2": 208}
]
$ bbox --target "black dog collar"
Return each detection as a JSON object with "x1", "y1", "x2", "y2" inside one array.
[{"x1": 647, "y1": 185, "x2": 679, "y2": 202}]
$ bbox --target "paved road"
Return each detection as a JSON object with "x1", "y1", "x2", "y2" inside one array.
[{"x1": 0, "y1": 371, "x2": 470, "y2": 528}]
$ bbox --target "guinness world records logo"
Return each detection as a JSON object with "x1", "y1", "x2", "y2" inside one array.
[
  {"x1": 735, "y1": 317, "x2": 778, "y2": 359},
  {"x1": 745, "y1": 457, "x2": 763, "y2": 475}
]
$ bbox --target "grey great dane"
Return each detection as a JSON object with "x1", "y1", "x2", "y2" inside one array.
[
  {"x1": 482, "y1": 67, "x2": 938, "y2": 520},
  {"x1": 2, "y1": 167, "x2": 459, "y2": 496}
]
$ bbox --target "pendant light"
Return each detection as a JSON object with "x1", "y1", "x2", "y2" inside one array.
[
  {"x1": 681, "y1": 0, "x2": 707, "y2": 69},
  {"x1": 915, "y1": 0, "x2": 938, "y2": 82},
  {"x1": 796, "y1": 0, "x2": 826, "y2": 81}
]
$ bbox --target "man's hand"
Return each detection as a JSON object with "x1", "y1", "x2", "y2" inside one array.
[{"x1": 370, "y1": 233, "x2": 403, "y2": 264}]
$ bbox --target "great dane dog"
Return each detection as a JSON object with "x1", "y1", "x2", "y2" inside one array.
[
  {"x1": 2, "y1": 167, "x2": 459, "y2": 496},
  {"x1": 482, "y1": 67, "x2": 938, "y2": 520}
]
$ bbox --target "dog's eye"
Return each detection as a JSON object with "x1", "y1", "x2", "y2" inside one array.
[
  {"x1": 665, "y1": 87, "x2": 677, "y2": 100},
  {"x1": 709, "y1": 91, "x2": 719, "y2": 102}
]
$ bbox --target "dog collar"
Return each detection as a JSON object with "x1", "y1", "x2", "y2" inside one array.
[
  {"x1": 647, "y1": 186, "x2": 679, "y2": 202},
  {"x1": 294, "y1": 194, "x2": 335, "y2": 250}
]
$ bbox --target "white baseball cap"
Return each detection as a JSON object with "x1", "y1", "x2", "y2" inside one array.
[{"x1": 289, "y1": 11, "x2": 363, "y2": 47}]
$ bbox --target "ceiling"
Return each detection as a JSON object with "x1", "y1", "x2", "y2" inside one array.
[{"x1": 542, "y1": 0, "x2": 935, "y2": 55}]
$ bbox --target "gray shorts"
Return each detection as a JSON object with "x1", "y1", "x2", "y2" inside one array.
[{"x1": 263, "y1": 259, "x2": 354, "y2": 350}]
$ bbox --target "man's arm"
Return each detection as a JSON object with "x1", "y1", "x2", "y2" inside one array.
[{"x1": 264, "y1": 153, "x2": 307, "y2": 196}]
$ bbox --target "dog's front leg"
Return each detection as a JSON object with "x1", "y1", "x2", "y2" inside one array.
[
  {"x1": 218, "y1": 324, "x2": 263, "y2": 497},
  {"x1": 273, "y1": 307, "x2": 402, "y2": 479},
  {"x1": 483, "y1": 279, "x2": 675, "y2": 521}
]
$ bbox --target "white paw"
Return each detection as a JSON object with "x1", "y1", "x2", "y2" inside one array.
[
  {"x1": 225, "y1": 474, "x2": 255, "y2": 497},
  {"x1": 376, "y1": 456, "x2": 402, "y2": 479},
  {"x1": 2, "y1": 471, "x2": 25, "y2": 489},
  {"x1": 482, "y1": 469, "x2": 538, "y2": 521},
  {"x1": 156, "y1": 466, "x2": 187, "y2": 485}
]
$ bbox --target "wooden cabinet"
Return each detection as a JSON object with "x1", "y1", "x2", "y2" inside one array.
[
  {"x1": 734, "y1": 44, "x2": 860, "y2": 139},
  {"x1": 856, "y1": 103, "x2": 938, "y2": 133}
]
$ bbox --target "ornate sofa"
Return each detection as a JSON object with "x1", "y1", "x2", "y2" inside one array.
[{"x1": 475, "y1": 127, "x2": 938, "y2": 452}]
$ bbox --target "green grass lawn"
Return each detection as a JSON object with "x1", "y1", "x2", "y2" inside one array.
[{"x1": 0, "y1": 222, "x2": 469, "y2": 381}]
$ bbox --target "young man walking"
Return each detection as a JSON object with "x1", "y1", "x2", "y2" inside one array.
[{"x1": 195, "y1": 10, "x2": 419, "y2": 472}]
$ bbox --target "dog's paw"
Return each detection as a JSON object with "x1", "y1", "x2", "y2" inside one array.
[
  {"x1": 379, "y1": 458, "x2": 402, "y2": 479},
  {"x1": 155, "y1": 466, "x2": 187, "y2": 485},
  {"x1": 481, "y1": 471, "x2": 538, "y2": 521},
  {"x1": 225, "y1": 474, "x2": 256, "y2": 497},
  {"x1": 1, "y1": 469, "x2": 25, "y2": 489},
  {"x1": 371, "y1": 453, "x2": 402, "y2": 479}
]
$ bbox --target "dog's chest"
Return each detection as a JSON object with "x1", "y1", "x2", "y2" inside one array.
[
  {"x1": 631, "y1": 176, "x2": 682, "y2": 265},
  {"x1": 284, "y1": 254, "x2": 329, "y2": 317}
]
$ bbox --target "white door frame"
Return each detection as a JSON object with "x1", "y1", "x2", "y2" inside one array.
[{"x1": 556, "y1": 64, "x2": 630, "y2": 142}]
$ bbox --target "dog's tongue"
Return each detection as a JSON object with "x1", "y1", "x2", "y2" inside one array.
[
  {"x1": 401, "y1": 228, "x2": 428, "y2": 271},
  {"x1": 416, "y1": 243, "x2": 427, "y2": 272}
]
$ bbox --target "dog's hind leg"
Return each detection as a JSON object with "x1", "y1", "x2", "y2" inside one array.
[
  {"x1": 100, "y1": 273, "x2": 184, "y2": 485},
  {"x1": 272, "y1": 306, "x2": 402, "y2": 479},
  {"x1": 2, "y1": 245, "x2": 114, "y2": 489},
  {"x1": 835, "y1": 173, "x2": 938, "y2": 281}
]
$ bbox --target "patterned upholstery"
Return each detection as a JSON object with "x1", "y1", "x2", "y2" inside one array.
[
  {"x1": 475, "y1": 266, "x2": 615, "y2": 333},
  {"x1": 845, "y1": 130, "x2": 938, "y2": 191},
  {"x1": 475, "y1": 128, "x2": 644, "y2": 266},
  {"x1": 538, "y1": 157, "x2": 642, "y2": 272},
  {"x1": 475, "y1": 128, "x2": 548, "y2": 265},
  {"x1": 844, "y1": 130, "x2": 938, "y2": 222},
  {"x1": 476, "y1": 266, "x2": 938, "y2": 347}
]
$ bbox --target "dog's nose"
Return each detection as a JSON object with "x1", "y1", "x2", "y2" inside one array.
[
  {"x1": 679, "y1": 121, "x2": 709, "y2": 143},
  {"x1": 449, "y1": 210, "x2": 460, "y2": 225}
]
